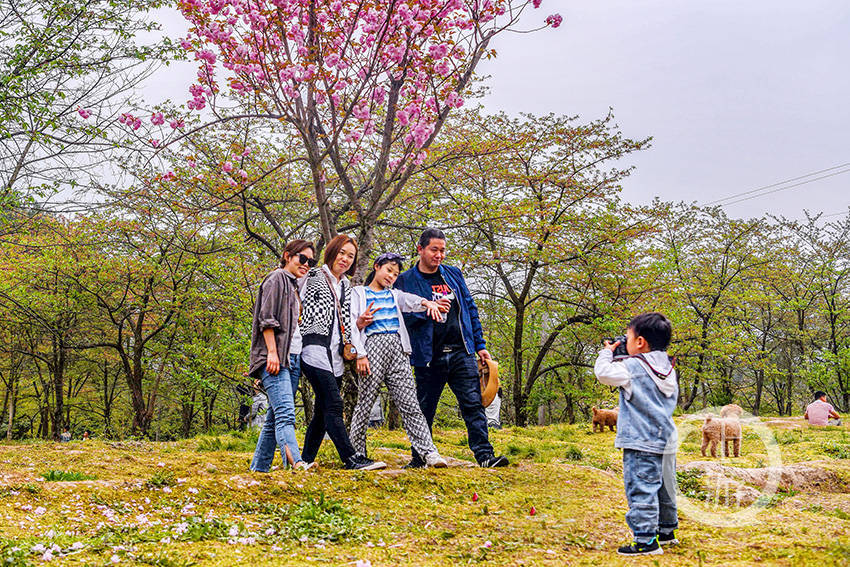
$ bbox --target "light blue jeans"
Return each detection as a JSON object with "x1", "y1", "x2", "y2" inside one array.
[
  {"x1": 250, "y1": 355, "x2": 302, "y2": 471},
  {"x1": 622, "y1": 449, "x2": 678, "y2": 543}
]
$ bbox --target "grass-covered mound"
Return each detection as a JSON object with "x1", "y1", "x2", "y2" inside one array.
[{"x1": 1, "y1": 419, "x2": 849, "y2": 565}]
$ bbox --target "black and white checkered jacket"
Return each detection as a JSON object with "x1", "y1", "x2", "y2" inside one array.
[{"x1": 299, "y1": 266, "x2": 352, "y2": 347}]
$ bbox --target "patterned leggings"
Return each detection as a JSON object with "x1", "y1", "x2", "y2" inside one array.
[{"x1": 349, "y1": 333, "x2": 438, "y2": 458}]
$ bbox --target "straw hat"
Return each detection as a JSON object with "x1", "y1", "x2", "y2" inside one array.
[{"x1": 478, "y1": 358, "x2": 500, "y2": 408}]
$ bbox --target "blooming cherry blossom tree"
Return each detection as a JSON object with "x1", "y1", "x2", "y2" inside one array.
[{"x1": 172, "y1": 0, "x2": 560, "y2": 268}]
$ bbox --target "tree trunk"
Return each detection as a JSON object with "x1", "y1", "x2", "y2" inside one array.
[
  {"x1": 299, "y1": 382, "x2": 313, "y2": 425},
  {"x1": 386, "y1": 399, "x2": 400, "y2": 430},
  {"x1": 51, "y1": 336, "x2": 66, "y2": 440},
  {"x1": 753, "y1": 369, "x2": 763, "y2": 416},
  {"x1": 564, "y1": 394, "x2": 575, "y2": 424},
  {"x1": 5, "y1": 374, "x2": 17, "y2": 440},
  {"x1": 511, "y1": 305, "x2": 526, "y2": 426},
  {"x1": 203, "y1": 392, "x2": 216, "y2": 432},
  {"x1": 181, "y1": 392, "x2": 196, "y2": 438},
  {"x1": 101, "y1": 360, "x2": 114, "y2": 436}
]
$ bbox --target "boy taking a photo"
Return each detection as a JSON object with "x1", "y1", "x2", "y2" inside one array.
[{"x1": 594, "y1": 312, "x2": 679, "y2": 556}]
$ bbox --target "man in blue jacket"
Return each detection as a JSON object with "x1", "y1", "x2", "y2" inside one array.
[{"x1": 396, "y1": 228, "x2": 508, "y2": 468}]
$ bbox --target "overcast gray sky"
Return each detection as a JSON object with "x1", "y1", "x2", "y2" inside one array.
[
  {"x1": 477, "y1": 0, "x2": 850, "y2": 220},
  {"x1": 151, "y1": 1, "x2": 850, "y2": 221}
]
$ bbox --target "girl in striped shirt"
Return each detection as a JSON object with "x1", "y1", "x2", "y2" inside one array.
[{"x1": 348, "y1": 253, "x2": 450, "y2": 468}]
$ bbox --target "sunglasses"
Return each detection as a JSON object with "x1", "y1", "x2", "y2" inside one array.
[{"x1": 297, "y1": 253, "x2": 317, "y2": 267}]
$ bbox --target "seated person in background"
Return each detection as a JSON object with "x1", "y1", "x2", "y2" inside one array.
[
  {"x1": 805, "y1": 391, "x2": 841, "y2": 426},
  {"x1": 59, "y1": 428, "x2": 71, "y2": 442}
]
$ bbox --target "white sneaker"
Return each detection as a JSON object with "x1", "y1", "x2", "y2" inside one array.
[
  {"x1": 425, "y1": 452, "x2": 448, "y2": 468},
  {"x1": 294, "y1": 461, "x2": 318, "y2": 472}
]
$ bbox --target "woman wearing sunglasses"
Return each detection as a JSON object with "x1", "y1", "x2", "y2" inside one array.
[
  {"x1": 249, "y1": 239, "x2": 318, "y2": 472},
  {"x1": 299, "y1": 235, "x2": 386, "y2": 470},
  {"x1": 347, "y1": 253, "x2": 450, "y2": 467}
]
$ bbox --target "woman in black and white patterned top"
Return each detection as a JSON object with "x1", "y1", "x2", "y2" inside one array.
[{"x1": 299, "y1": 234, "x2": 386, "y2": 471}]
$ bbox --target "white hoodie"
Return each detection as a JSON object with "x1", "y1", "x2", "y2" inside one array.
[{"x1": 594, "y1": 349, "x2": 677, "y2": 400}]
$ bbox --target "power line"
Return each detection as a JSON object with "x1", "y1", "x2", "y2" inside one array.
[
  {"x1": 717, "y1": 168, "x2": 850, "y2": 207},
  {"x1": 705, "y1": 162, "x2": 850, "y2": 206}
]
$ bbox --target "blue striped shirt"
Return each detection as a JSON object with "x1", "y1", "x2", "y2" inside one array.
[{"x1": 364, "y1": 288, "x2": 399, "y2": 336}]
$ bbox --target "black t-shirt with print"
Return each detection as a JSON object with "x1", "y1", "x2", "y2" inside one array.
[{"x1": 421, "y1": 268, "x2": 464, "y2": 352}]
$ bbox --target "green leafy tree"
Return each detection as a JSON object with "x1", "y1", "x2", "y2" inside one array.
[
  {"x1": 430, "y1": 110, "x2": 650, "y2": 425},
  {"x1": 0, "y1": 0, "x2": 170, "y2": 232}
]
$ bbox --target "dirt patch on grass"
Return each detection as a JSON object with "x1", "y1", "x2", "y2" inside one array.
[
  {"x1": 682, "y1": 460, "x2": 848, "y2": 493},
  {"x1": 760, "y1": 417, "x2": 808, "y2": 429}
]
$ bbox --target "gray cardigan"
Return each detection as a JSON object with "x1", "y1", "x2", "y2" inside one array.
[{"x1": 248, "y1": 269, "x2": 300, "y2": 377}]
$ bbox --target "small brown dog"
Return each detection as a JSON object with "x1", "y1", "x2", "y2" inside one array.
[
  {"x1": 592, "y1": 406, "x2": 619, "y2": 432},
  {"x1": 720, "y1": 403, "x2": 744, "y2": 419},
  {"x1": 701, "y1": 414, "x2": 742, "y2": 457}
]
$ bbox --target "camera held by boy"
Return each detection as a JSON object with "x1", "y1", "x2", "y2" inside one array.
[{"x1": 594, "y1": 312, "x2": 679, "y2": 556}]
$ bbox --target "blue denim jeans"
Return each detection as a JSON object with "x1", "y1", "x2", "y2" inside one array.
[
  {"x1": 250, "y1": 355, "x2": 302, "y2": 471},
  {"x1": 289, "y1": 353, "x2": 301, "y2": 398},
  {"x1": 412, "y1": 350, "x2": 494, "y2": 464},
  {"x1": 622, "y1": 449, "x2": 678, "y2": 543}
]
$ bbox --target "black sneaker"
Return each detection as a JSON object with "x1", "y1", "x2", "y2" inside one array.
[
  {"x1": 478, "y1": 455, "x2": 509, "y2": 468},
  {"x1": 657, "y1": 531, "x2": 679, "y2": 546},
  {"x1": 403, "y1": 458, "x2": 426, "y2": 469},
  {"x1": 617, "y1": 538, "x2": 663, "y2": 556},
  {"x1": 345, "y1": 455, "x2": 387, "y2": 471}
]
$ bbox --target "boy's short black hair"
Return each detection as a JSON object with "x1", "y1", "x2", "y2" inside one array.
[
  {"x1": 813, "y1": 391, "x2": 827, "y2": 401},
  {"x1": 628, "y1": 312, "x2": 672, "y2": 351},
  {"x1": 418, "y1": 227, "x2": 446, "y2": 248}
]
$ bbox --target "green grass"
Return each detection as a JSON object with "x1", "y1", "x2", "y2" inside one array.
[{"x1": 195, "y1": 431, "x2": 258, "y2": 452}]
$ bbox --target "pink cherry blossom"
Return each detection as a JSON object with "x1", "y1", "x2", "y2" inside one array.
[
  {"x1": 545, "y1": 13, "x2": 562, "y2": 27},
  {"x1": 77, "y1": 108, "x2": 92, "y2": 119},
  {"x1": 170, "y1": 0, "x2": 556, "y2": 233},
  {"x1": 151, "y1": 112, "x2": 165, "y2": 125},
  {"x1": 170, "y1": 119, "x2": 185, "y2": 129}
]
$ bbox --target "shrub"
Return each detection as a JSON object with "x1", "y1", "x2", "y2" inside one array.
[
  {"x1": 821, "y1": 441, "x2": 850, "y2": 459},
  {"x1": 41, "y1": 470, "x2": 96, "y2": 481},
  {"x1": 564, "y1": 445, "x2": 583, "y2": 461},
  {"x1": 505, "y1": 443, "x2": 536, "y2": 459},
  {"x1": 676, "y1": 469, "x2": 708, "y2": 500},
  {"x1": 146, "y1": 469, "x2": 176, "y2": 488},
  {"x1": 285, "y1": 493, "x2": 365, "y2": 542}
]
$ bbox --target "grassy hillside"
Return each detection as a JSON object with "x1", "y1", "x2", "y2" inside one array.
[{"x1": 1, "y1": 420, "x2": 849, "y2": 566}]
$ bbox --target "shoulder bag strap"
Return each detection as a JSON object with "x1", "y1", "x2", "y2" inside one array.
[{"x1": 321, "y1": 269, "x2": 347, "y2": 338}]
